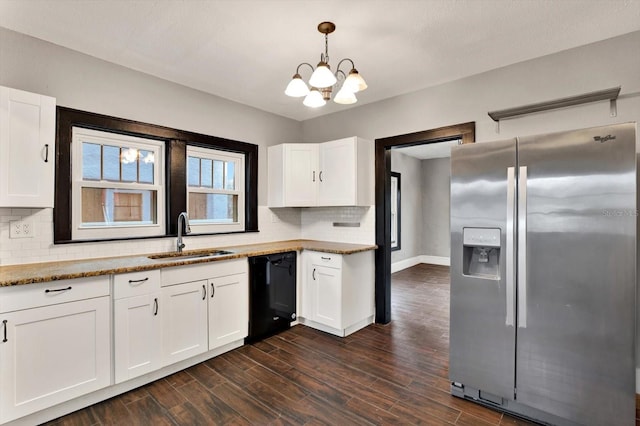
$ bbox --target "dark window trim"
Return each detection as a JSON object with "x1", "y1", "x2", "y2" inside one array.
[
  {"x1": 374, "y1": 122, "x2": 475, "y2": 324},
  {"x1": 55, "y1": 106, "x2": 258, "y2": 244},
  {"x1": 390, "y1": 171, "x2": 401, "y2": 252}
]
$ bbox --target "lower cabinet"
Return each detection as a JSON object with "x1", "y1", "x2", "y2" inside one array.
[
  {"x1": 161, "y1": 279, "x2": 209, "y2": 365},
  {"x1": 113, "y1": 270, "x2": 162, "y2": 383},
  {"x1": 0, "y1": 277, "x2": 111, "y2": 424},
  {"x1": 208, "y1": 271, "x2": 248, "y2": 349},
  {"x1": 301, "y1": 250, "x2": 374, "y2": 337},
  {"x1": 160, "y1": 259, "x2": 248, "y2": 365}
]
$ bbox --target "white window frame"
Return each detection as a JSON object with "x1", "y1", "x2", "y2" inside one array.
[
  {"x1": 186, "y1": 145, "x2": 245, "y2": 234},
  {"x1": 71, "y1": 127, "x2": 165, "y2": 240}
]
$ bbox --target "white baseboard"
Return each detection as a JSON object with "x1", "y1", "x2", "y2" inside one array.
[{"x1": 391, "y1": 255, "x2": 450, "y2": 273}]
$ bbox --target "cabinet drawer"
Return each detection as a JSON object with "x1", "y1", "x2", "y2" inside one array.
[
  {"x1": 0, "y1": 276, "x2": 110, "y2": 313},
  {"x1": 306, "y1": 251, "x2": 342, "y2": 269},
  {"x1": 113, "y1": 269, "x2": 161, "y2": 299}
]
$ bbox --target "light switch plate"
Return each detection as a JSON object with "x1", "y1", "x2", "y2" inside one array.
[{"x1": 9, "y1": 220, "x2": 34, "y2": 239}]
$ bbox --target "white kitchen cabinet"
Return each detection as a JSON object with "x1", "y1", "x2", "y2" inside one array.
[
  {"x1": 300, "y1": 250, "x2": 374, "y2": 337},
  {"x1": 268, "y1": 143, "x2": 318, "y2": 207},
  {"x1": 113, "y1": 270, "x2": 162, "y2": 384},
  {"x1": 268, "y1": 137, "x2": 373, "y2": 207},
  {"x1": 0, "y1": 277, "x2": 111, "y2": 424},
  {"x1": 160, "y1": 259, "x2": 248, "y2": 364},
  {"x1": 0, "y1": 86, "x2": 56, "y2": 208},
  {"x1": 208, "y1": 269, "x2": 248, "y2": 350},
  {"x1": 160, "y1": 279, "x2": 209, "y2": 366}
]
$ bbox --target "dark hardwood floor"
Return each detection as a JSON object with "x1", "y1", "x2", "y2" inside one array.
[{"x1": 44, "y1": 264, "x2": 541, "y2": 425}]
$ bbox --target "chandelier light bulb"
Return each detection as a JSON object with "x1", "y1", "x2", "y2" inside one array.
[
  {"x1": 309, "y1": 62, "x2": 337, "y2": 88},
  {"x1": 334, "y1": 86, "x2": 357, "y2": 105},
  {"x1": 284, "y1": 73, "x2": 310, "y2": 97},
  {"x1": 343, "y1": 69, "x2": 368, "y2": 93},
  {"x1": 303, "y1": 88, "x2": 326, "y2": 108}
]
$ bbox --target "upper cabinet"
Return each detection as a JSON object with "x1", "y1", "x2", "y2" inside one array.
[
  {"x1": 0, "y1": 86, "x2": 56, "y2": 208},
  {"x1": 268, "y1": 137, "x2": 373, "y2": 208}
]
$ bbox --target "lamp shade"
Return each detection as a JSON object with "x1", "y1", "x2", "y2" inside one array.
[
  {"x1": 333, "y1": 86, "x2": 357, "y2": 105},
  {"x1": 309, "y1": 62, "x2": 337, "y2": 88},
  {"x1": 285, "y1": 74, "x2": 310, "y2": 97},
  {"x1": 303, "y1": 88, "x2": 326, "y2": 108},
  {"x1": 343, "y1": 69, "x2": 368, "y2": 93}
]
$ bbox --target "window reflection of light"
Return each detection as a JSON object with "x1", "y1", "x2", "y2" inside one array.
[
  {"x1": 143, "y1": 152, "x2": 155, "y2": 164},
  {"x1": 121, "y1": 148, "x2": 138, "y2": 164}
]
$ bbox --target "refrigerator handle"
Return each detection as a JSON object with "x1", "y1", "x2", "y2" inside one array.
[
  {"x1": 505, "y1": 167, "x2": 515, "y2": 327},
  {"x1": 518, "y1": 166, "x2": 528, "y2": 328}
]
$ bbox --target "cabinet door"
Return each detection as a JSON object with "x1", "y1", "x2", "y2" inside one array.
[
  {"x1": 318, "y1": 138, "x2": 356, "y2": 206},
  {"x1": 312, "y1": 265, "x2": 342, "y2": 329},
  {"x1": 114, "y1": 293, "x2": 162, "y2": 383},
  {"x1": 284, "y1": 144, "x2": 318, "y2": 206},
  {"x1": 0, "y1": 297, "x2": 110, "y2": 423},
  {"x1": 0, "y1": 86, "x2": 55, "y2": 207},
  {"x1": 161, "y1": 281, "x2": 208, "y2": 366},
  {"x1": 209, "y1": 273, "x2": 248, "y2": 350}
]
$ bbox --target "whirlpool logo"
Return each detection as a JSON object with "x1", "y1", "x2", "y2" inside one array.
[{"x1": 594, "y1": 134, "x2": 616, "y2": 143}]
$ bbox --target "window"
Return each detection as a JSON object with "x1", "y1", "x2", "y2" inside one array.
[
  {"x1": 55, "y1": 107, "x2": 258, "y2": 244},
  {"x1": 71, "y1": 127, "x2": 165, "y2": 240},
  {"x1": 186, "y1": 146, "x2": 244, "y2": 233},
  {"x1": 390, "y1": 172, "x2": 401, "y2": 251}
]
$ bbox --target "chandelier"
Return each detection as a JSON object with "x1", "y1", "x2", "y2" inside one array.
[{"x1": 285, "y1": 21, "x2": 368, "y2": 108}]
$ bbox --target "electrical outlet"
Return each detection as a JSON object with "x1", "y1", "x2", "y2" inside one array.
[{"x1": 9, "y1": 220, "x2": 34, "y2": 239}]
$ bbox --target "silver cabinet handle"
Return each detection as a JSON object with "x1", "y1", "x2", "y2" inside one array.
[
  {"x1": 45, "y1": 286, "x2": 72, "y2": 293},
  {"x1": 505, "y1": 167, "x2": 515, "y2": 327},
  {"x1": 202, "y1": 284, "x2": 206, "y2": 300},
  {"x1": 211, "y1": 283, "x2": 215, "y2": 298},
  {"x1": 153, "y1": 298, "x2": 158, "y2": 316},
  {"x1": 517, "y1": 166, "x2": 528, "y2": 328}
]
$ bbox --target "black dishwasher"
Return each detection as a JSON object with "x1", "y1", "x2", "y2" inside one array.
[{"x1": 246, "y1": 251, "x2": 296, "y2": 343}]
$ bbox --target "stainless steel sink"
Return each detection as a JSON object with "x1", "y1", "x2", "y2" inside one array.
[{"x1": 148, "y1": 250, "x2": 234, "y2": 261}]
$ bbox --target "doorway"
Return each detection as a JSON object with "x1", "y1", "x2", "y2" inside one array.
[{"x1": 373, "y1": 122, "x2": 475, "y2": 323}]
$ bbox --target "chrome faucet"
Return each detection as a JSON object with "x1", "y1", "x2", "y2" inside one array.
[{"x1": 176, "y1": 212, "x2": 191, "y2": 252}]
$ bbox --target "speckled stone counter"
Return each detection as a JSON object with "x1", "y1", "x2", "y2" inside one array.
[{"x1": 0, "y1": 240, "x2": 376, "y2": 287}]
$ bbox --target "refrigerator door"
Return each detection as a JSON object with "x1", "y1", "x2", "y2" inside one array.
[
  {"x1": 450, "y1": 139, "x2": 517, "y2": 399},
  {"x1": 515, "y1": 123, "x2": 636, "y2": 426}
]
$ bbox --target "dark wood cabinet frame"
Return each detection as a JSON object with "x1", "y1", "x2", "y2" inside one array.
[
  {"x1": 54, "y1": 107, "x2": 258, "y2": 244},
  {"x1": 374, "y1": 122, "x2": 475, "y2": 324}
]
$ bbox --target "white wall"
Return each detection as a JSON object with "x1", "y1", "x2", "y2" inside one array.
[{"x1": 0, "y1": 27, "x2": 303, "y2": 265}]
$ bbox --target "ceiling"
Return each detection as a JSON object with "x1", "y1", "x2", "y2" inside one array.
[{"x1": 1, "y1": 0, "x2": 639, "y2": 122}]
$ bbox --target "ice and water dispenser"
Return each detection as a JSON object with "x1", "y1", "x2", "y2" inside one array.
[{"x1": 462, "y1": 228, "x2": 501, "y2": 279}]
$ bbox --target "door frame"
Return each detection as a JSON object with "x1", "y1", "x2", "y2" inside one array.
[{"x1": 374, "y1": 122, "x2": 476, "y2": 323}]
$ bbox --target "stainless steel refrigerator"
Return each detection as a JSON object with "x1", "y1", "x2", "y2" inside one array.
[{"x1": 449, "y1": 123, "x2": 636, "y2": 426}]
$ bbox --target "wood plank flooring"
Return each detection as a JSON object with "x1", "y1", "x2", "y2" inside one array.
[{"x1": 43, "y1": 264, "x2": 542, "y2": 425}]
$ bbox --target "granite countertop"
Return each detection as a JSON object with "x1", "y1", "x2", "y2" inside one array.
[{"x1": 0, "y1": 239, "x2": 376, "y2": 287}]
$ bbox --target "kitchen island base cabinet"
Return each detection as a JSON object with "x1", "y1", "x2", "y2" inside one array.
[
  {"x1": 0, "y1": 277, "x2": 111, "y2": 424},
  {"x1": 300, "y1": 250, "x2": 374, "y2": 337}
]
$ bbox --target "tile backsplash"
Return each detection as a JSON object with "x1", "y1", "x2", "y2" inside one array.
[
  {"x1": 0, "y1": 205, "x2": 375, "y2": 266},
  {"x1": 0, "y1": 206, "x2": 302, "y2": 266},
  {"x1": 300, "y1": 206, "x2": 374, "y2": 245}
]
